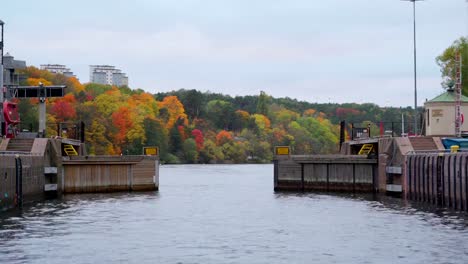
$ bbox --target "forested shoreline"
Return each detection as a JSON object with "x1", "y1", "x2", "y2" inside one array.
[{"x1": 16, "y1": 67, "x2": 415, "y2": 164}]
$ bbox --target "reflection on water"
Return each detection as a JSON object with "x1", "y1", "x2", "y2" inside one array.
[{"x1": 1, "y1": 164, "x2": 467, "y2": 264}]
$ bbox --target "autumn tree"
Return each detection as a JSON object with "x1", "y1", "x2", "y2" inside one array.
[
  {"x1": 232, "y1": 110, "x2": 250, "y2": 131},
  {"x1": 51, "y1": 94, "x2": 77, "y2": 122},
  {"x1": 191, "y1": 129, "x2": 204, "y2": 151},
  {"x1": 158, "y1": 96, "x2": 187, "y2": 130},
  {"x1": 199, "y1": 139, "x2": 224, "y2": 163},
  {"x1": 112, "y1": 106, "x2": 133, "y2": 146},
  {"x1": 216, "y1": 130, "x2": 233, "y2": 146},
  {"x1": 86, "y1": 119, "x2": 113, "y2": 155}
]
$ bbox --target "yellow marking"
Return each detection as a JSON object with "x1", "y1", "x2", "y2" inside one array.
[
  {"x1": 450, "y1": 145, "x2": 459, "y2": 153},
  {"x1": 275, "y1": 146, "x2": 290, "y2": 155},
  {"x1": 143, "y1": 147, "x2": 159, "y2": 156},
  {"x1": 358, "y1": 144, "x2": 373, "y2": 155},
  {"x1": 63, "y1": 144, "x2": 78, "y2": 156}
]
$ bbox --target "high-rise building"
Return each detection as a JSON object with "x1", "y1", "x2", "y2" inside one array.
[
  {"x1": 3, "y1": 53, "x2": 26, "y2": 86},
  {"x1": 89, "y1": 65, "x2": 128, "y2": 86},
  {"x1": 40, "y1": 64, "x2": 75, "y2": 78}
]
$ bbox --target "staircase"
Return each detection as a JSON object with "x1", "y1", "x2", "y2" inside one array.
[
  {"x1": 6, "y1": 139, "x2": 35, "y2": 152},
  {"x1": 409, "y1": 137, "x2": 438, "y2": 151}
]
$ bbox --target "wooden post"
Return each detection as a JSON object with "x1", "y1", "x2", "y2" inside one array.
[{"x1": 301, "y1": 163, "x2": 304, "y2": 191}]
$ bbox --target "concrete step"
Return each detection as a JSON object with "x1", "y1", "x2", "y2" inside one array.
[
  {"x1": 6, "y1": 139, "x2": 35, "y2": 152},
  {"x1": 409, "y1": 137, "x2": 438, "y2": 151}
]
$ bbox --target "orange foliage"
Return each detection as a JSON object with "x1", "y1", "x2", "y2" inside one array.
[
  {"x1": 158, "y1": 96, "x2": 188, "y2": 129},
  {"x1": 216, "y1": 130, "x2": 233, "y2": 146},
  {"x1": 235, "y1": 110, "x2": 250, "y2": 120},
  {"x1": 51, "y1": 100, "x2": 77, "y2": 122},
  {"x1": 178, "y1": 125, "x2": 187, "y2": 141},
  {"x1": 112, "y1": 106, "x2": 134, "y2": 144},
  {"x1": 67, "y1": 77, "x2": 85, "y2": 93},
  {"x1": 62, "y1": 93, "x2": 77, "y2": 104},
  {"x1": 303, "y1": 109, "x2": 316, "y2": 117}
]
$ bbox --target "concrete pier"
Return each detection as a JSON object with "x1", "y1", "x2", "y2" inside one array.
[
  {"x1": 274, "y1": 154, "x2": 377, "y2": 192},
  {"x1": 406, "y1": 152, "x2": 468, "y2": 211},
  {"x1": 62, "y1": 155, "x2": 159, "y2": 193},
  {"x1": 0, "y1": 138, "x2": 159, "y2": 211}
]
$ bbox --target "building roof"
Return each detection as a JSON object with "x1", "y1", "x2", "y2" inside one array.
[
  {"x1": 3, "y1": 53, "x2": 26, "y2": 69},
  {"x1": 426, "y1": 89, "x2": 468, "y2": 103}
]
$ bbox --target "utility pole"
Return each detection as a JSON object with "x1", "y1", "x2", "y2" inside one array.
[
  {"x1": 455, "y1": 53, "x2": 462, "y2": 137},
  {"x1": 402, "y1": 0, "x2": 423, "y2": 136},
  {"x1": 0, "y1": 20, "x2": 4, "y2": 137}
]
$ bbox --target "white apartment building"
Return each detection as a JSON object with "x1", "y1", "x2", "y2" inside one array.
[
  {"x1": 40, "y1": 64, "x2": 75, "y2": 78},
  {"x1": 89, "y1": 65, "x2": 128, "y2": 86}
]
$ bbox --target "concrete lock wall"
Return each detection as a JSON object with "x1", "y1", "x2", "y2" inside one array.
[
  {"x1": 62, "y1": 155, "x2": 159, "y2": 193},
  {"x1": 0, "y1": 154, "x2": 45, "y2": 211},
  {"x1": 274, "y1": 155, "x2": 377, "y2": 192},
  {"x1": 406, "y1": 153, "x2": 468, "y2": 211}
]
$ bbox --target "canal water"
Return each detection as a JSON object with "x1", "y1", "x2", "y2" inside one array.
[{"x1": 1, "y1": 164, "x2": 468, "y2": 264}]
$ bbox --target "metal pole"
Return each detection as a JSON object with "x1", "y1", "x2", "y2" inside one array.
[
  {"x1": 38, "y1": 83, "x2": 46, "y2": 137},
  {"x1": 412, "y1": 1, "x2": 418, "y2": 135},
  {"x1": 402, "y1": 0, "x2": 422, "y2": 135},
  {"x1": 0, "y1": 20, "x2": 4, "y2": 137}
]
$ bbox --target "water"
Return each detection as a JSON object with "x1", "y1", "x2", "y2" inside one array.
[{"x1": 1, "y1": 164, "x2": 468, "y2": 264}]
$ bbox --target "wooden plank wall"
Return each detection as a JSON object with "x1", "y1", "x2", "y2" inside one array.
[
  {"x1": 64, "y1": 164, "x2": 130, "y2": 193},
  {"x1": 132, "y1": 158, "x2": 158, "y2": 191},
  {"x1": 63, "y1": 156, "x2": 158, "y2": 193},
  {"x1": 275, "y1": 156, "x2": 376, "y2": 192},
  {"x1": 407, "y1": 153, "x2": 468, "y2": 211},
  {"x1": 275, "y1": 159, "x2": 302, "y2": 190}
]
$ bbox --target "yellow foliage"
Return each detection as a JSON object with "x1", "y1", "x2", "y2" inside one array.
[
  {"x1": 27, "y1": 78, "x2": 52, "y2": 86},
  {"x1": 158, "y1": 95, "x2": 188, "y2": 129},
  {"x1": 303, "y1": 109, "x2": 316, "y2": 117}
]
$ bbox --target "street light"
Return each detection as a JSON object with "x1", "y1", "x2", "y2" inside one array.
[
  {"x1": 402, "y1": 0, "x2": 423, "y2": 135},
  {"x1": 0, "y1": 20, "x2": 4, "y2": 137}
]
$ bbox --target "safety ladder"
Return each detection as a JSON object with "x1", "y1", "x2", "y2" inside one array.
[
  {"x1": 63, "y1": 144, "x2": 78, "y2": 156},
  {"x1": 358, "y1": 144, "x2": 373, "y2": 155}
]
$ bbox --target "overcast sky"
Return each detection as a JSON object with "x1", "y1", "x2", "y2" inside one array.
[{"x1": 2, "y1": 0, "x2": 468, "y2": 107}]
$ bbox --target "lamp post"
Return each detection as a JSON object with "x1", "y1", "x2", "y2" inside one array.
[
  {"x1": 402, "y1": 0, "x2": 423, "y2": 135},
  {"x1": 0, "y1": 20, "x2": 4, "y2": 137},
  {"x1": 0, "y1": 19, "x2": 4, "y2": 96}
]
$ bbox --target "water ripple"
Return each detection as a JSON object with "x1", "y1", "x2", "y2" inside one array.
[{"x1": 0, "y1": 164, "x2": 467, "y2": 264}]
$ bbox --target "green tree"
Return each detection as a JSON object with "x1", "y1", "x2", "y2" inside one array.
[
  {"x1": 205, "y1": 100, "x2": 234, "y2": 129},
  {"x1": 144, "y1": 117, "x2": 168, "y2": 158},
  {"x1": 86, "y1": 119, "x2": 113, "y2": 155},
  {"x1": 169, "y1": 124, "x2": 183, "y2": 157},
  {"x1": 256, "y1": 91, "x2": 270, "y2": 116},
  {"x1": 178, "y1": 89, "x2": 204, "y2": 120},
  {"x1": 436, "y1": 37, "x2": 468, "y2": 94},
  {"x1": 199, "y1": 139, "x2": 224, "y2": 163},
  {"x1": 183, "y1": 138, "x2": 199, "y2": 163}
]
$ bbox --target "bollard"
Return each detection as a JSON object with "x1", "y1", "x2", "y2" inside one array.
[{"x1": 451, "y1": 145, "x2": 459, "y2": 153}]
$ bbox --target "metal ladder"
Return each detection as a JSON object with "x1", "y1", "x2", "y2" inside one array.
[
  {"x1": 358, "y1": 144, "x2": 373, "y2": 155},
  {"x1": 63, "y1": 144, "x2": 78, "y2": 156}
]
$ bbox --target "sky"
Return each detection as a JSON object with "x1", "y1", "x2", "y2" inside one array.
[{"x1": 1, "y1": 0, "x2": 468, "y2": 107}]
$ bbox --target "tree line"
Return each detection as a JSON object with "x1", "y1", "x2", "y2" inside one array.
[{"x1": 14, "y1": 37, "x2": 466, "y2": 163}]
